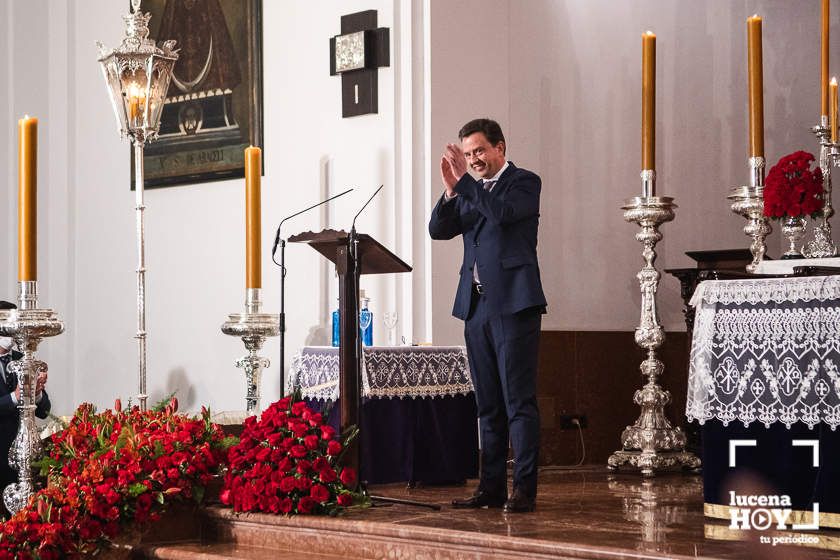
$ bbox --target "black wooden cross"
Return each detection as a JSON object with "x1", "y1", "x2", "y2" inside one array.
[{"x1": 329, "y1": 10, "x2": 390, "y2": 118}]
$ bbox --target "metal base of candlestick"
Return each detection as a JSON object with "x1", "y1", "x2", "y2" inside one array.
[
  {"x1": 728, "y1": 185, "x2": 771, "y2": 273},
  {"x1": 803, "y1": 123, "x2": 837, "y2": 258},
  {"x1": 607, "y1": 378, "x2": 702, "y2": 476},
  {"x1": 221, "y1": 289, "x2": 280, "y2": 413},
  {"x1": 0, "y1": 281, "x2": 63, "y2": 514},
  {"x1": 608, "y1": 196, "x2": 700, "y2": 477}
]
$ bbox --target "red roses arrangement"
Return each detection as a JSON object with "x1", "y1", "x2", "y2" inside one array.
[
  {"x1": 763, "y1": 150, "x2": 824, "y2": 219},
  {"x1": 0, "y1": 402, "x2": 232, "y2": 559},
  {"x1": 221, "y1": 395, "x2": 363, "y2": 515}
]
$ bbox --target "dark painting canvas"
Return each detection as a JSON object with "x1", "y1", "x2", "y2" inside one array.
[{"x1": 131, "y1": 0, "x2": 263, "y2": 189}]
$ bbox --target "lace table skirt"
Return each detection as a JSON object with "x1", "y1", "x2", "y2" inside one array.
[
  {"x1": 290, "y1": 346, "x2": 473, "y2": 401},
  {"x1": 686, "y1": 275, "x2": 840, "y2": 429}
]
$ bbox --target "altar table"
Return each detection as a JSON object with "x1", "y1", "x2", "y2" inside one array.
[
  {"x1": 290, "y1": 346, "x2": 478, "y2": 485},
  {"x1": 686, "y1": 275, "x2": 840, "y2": 527}
]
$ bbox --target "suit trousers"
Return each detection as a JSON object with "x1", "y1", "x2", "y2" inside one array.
[{"x1": 464, "y1": 289, "x2": 542, "y2": 499}]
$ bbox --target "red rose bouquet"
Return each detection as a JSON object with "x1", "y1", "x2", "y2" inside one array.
[
  {"x1": 763, "y1": 150, "x2": 824, "y2": 219},
  {"x1": 0, "y1": 402, "x2": 234, "y2": 558},
  {"x1": 221, "y1": 394, "x2": 365, "y2": 515}
]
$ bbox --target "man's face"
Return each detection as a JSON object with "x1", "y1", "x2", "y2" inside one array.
[{"x1": 461, "y1": 132, "x2": 505, "y2": 179}]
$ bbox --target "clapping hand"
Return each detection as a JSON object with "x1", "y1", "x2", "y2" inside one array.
[{"x1": 440, "y1": 143, "x2": 467, "y2": 196}]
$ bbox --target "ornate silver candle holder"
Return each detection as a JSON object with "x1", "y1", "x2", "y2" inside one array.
[
  {"x1": 728, "y1": 157, "x2": 771, "y2": 273},
  {"x1": 0, "y1": 281, "x2": 63, "y2": 514},
  {"x1": 803, "y1": 119, "x2": 837, "y2": 258},
  {"x1": 608, "y1": 194, "x2": 700, "y2": 476},
  {"x1": 221, "y1": 289, "x2": 280, "y2": 413}
]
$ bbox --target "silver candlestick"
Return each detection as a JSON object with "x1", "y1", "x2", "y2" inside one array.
[
  {"x1": 221, "y1": 289, "x2": 280, "y2": 413},
  {"x1": 608, "y1": 190, "x2": 700, "y2": 477},
  {"x1": 803, "y1": 118, "x2": 837, "y2": 258},
  {"x1": 728, "y1": 156, "x2": 772, "y2": 273},
  {"x1": 0, "y1": 281, "x2": 63, "y2": 514}
]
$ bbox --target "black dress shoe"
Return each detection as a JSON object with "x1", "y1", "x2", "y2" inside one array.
[
  {"x1": 451, "y1": 491, "x2": 506, "y2": 509},
  {"x1": 503, "y1": 489, "x2": 535, "y2": 513}
]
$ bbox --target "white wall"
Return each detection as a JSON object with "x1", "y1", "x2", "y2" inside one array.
[
  {"x1": 1, "y1": 0, "x2": 832, "y2": 415},
  {"x1": 428, "y1": 0, "x2": 827, "y2": 344},
  {"x1": 2, "y1": 0, "x2": 431, "y2": 416}
]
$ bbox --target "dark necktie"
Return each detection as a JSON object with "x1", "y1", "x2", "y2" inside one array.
[{"x1": 483, "y1": 180, "x2": 497, "y2": 191}]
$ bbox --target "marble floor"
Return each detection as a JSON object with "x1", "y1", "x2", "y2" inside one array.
[{"x1": 353, "y1": 467, "x2": 840, "y2": 560}]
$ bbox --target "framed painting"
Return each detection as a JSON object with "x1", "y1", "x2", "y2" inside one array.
[{"x1": 131, "y1": 0, "x2": 263, "y2": 189}]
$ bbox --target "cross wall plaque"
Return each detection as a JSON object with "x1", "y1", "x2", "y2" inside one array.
[{"x1": 329, "y1": 10, "x2": 390, "y2": 118}]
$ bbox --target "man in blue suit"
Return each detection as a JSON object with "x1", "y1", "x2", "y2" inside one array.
[{"x1": 429, "y1": 119, "x2": 546, "y2": 513}]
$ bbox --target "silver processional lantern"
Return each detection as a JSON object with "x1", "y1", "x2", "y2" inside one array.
[{"x1": 97, "y1": 0, "x2": 178, "y2": 412}]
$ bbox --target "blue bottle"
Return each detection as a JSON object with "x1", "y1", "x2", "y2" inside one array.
[
  {"x1": 359, "y1": 294, "x2": 373, "y2": 347},
  {"x1": 331, "y1": 300, "x2": 340, "y2": 347}
]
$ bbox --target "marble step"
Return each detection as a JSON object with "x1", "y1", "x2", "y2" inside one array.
[
  {"x1": 196, "y1": 506, "x2": 668, "y2": 560},
  {"x1": 137, "y1": 542, "x2": 347, "y2": 560}
]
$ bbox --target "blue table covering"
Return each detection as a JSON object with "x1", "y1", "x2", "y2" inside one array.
[
  {"x1": 291, "y1": 346, "x2": 478, "y2": 485},
  {"x1": 687, "y1": 276, "x2": 840, "y2": 527}
]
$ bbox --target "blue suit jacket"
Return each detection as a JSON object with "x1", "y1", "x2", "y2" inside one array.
[{"x1": 429, "y1": 162, "x2": 547, "y2": 320}]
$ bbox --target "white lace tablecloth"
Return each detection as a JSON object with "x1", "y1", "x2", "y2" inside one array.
[
  {"x1": 290, "y1": 346, "x2": 473, "y2": 401},
  {"x1": 686, "y1": 275, "x2": 840, "y2": 429}
]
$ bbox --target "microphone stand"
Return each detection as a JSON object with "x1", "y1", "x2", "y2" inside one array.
[
  {"x1": 349, "y1": 185, "x2": 440, "y2": 511},
  {"x1": 271, "y1": 188, "x2": 353, "y2": 395}
]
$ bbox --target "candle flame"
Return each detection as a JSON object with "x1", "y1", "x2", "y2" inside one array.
[
  {"x1": 644, "y1": 30, "x2": 655, "y2": 37},
  {"x1": 832, "y1": 77, "x2": 838, "y2": 86}
]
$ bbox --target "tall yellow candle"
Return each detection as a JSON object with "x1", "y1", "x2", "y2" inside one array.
[
  {"x1": 245, "y1": 146, "x2": 262, "y2": 289},
  {"x1": 747, "y1": 15, "x2": 764, "y2": 158},
  {"x1": 832, "y1": 77, "x2": 838, "y2": 142},
  {"x1": 823, "y1": 0, "x2": 830, "y2": 118},
  {"x1": 18, "y1": 116, "x2": 37, "y2": 281},
  {"x1": 641, "y1": 31, "x2": 656, "y2": 172}
]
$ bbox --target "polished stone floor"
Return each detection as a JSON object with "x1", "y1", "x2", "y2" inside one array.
[{"x1": 356, "y1": 467, "x2": 840, "y2": 560}]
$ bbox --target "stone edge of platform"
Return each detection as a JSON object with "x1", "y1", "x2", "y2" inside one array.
[{"x1": 200, "y1": 506, "x2": 718, "y2": 560}]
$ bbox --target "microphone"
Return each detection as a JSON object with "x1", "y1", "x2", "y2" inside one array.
[
  {"x1": 351, "y1": 184, "x2": 384, "y2": 235},
  {"x1": 271, "y1": 188, "x2": 353, "y2": 260},
  {"x1": 273, "y1": 187, "x2": 353, "y2": 396}
]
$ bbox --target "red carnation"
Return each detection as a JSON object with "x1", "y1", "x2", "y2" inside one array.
[
  {"x1": 297, "y1": 496, "x2": 316, "y2": 514},
  {"x1": 291, "y1": 401, "x2": 309, "y2": 417},
  {"x1": 339, "y1": 467, "x2": 357, "y2": 487},
  {"x1": 320, "y1": 425, "x2": 336, "y2": 441},
  {"x1": 279, "y1": 476, "x2": 297, "y2": 494},
  {"x1": 303, "y1": 435, "x2": 320, "y2": 450},
  {"x1": 319, "y1": 468, "x2": 337, "y2": 484},
  {"x1": 221, "y1": 395, "x2": 364, "y2": 518},
  {"x1": 763, "y1": 150, "x2": 823, "y2": 219},
  {"x1": 337, "y1": 493, "x2": 353, "y2": 507},
  {"x1": 310, "y1": 484, "x2": 330, "y2": 503}
]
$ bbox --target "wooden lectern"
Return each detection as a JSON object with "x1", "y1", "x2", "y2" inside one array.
[{"x1": 289, "y1": 229, "x2": 411, "y2": 474}]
